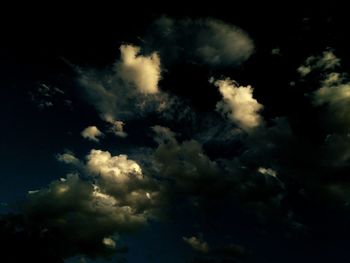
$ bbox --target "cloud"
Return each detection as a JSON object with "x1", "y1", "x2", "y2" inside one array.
[
  {"x1": 258, "y1": 167, "x2": 277, "y2": 178},
  {"x1": 104, "y1": 116, "x2": 128, "y2": 138},
  {"x1": 29, "y1": 83, "x2": 72, "y2": 110},
  {"x1": 116, "y1": 45, "x2": 161, "y2": 94},
  {"x1": 151, "y1": 125, "x2": 221, "y2": 196},
  {"x1": 146, "y1": 17, "x2": 254, "y2": 67},
  {"x1": 212, "y1": 78, "x2": 264, "y2": 131},
  {"x1": 78, "y1": 44, "x2": 168, "y2": 122},
  {"x1": 297, "y1": 51, "x2": 350, "y2": 135},
  {"x1": 297, "y1": 50, "x2": 340, "y2": 77},
  {"x1": 102, "y1": 237, "x2": 116, "y2": 249},
  {"x1": 81, "y1": 126, "x2": 103, "y2": 142},
  {"x1": 56, "y1": 152, "x2": 81, "y2": 166},
  {"x1": 183, "y1": 236, "x2": 210, "y2": 253},
  {"x1": 86, "y1": 149, "x2": 163, "y2": 214},
  {"x1": 23, "y1": 149, "x2": 162, "y2": 259}
]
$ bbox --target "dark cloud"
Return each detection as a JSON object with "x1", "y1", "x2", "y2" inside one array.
[
  {"x1": 5, "y1": 149, "x2": 163, "y2": 261},
  {"x1": 29, "y1": 83, "x2": 72, "y2": 110},
  {"x1": 145, "y1": 17, "x2": 254, "y2": 67}
]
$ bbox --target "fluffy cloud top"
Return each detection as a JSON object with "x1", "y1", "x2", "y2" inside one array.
[
  {"x1": 81, "y1": 126, "x2": 103, "y2": 142},
  {"x1": 148, "y1": 17, "x2": 254, "y2": 67},
  {"x1": 213, "y1": 78, "x2": 264, "y2": 131},
  {"x1": 79, "y1": 44, "x2": 168, "y2": 122},
  {"x1": 116, "y1": 45, "x2": 161, "y2": 94},
  {"x1": 25, "y1": 149, "x2": 162, "y2": 258},
  {"x1": 86, "y1": 149, "x2": 143, "y2": 182}
]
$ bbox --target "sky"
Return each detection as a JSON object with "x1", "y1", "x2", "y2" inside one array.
[{"x1": 1, "y1": 3, "x2": 350, "y2": 263}]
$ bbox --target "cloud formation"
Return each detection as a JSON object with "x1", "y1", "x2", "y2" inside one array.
[
  {"x1": 81, "y1": 126, "x2": 103, "y2": 142},
  {"x1": 151, "y1": 125, "x2": 221, "y2": 196},
  {"x1": 24, "y1": 149, "x2": 162, "y2": 258},
  {"x1": 147, "y1": 17, "x2": 254, "y2": 67},
  {"x1": 79, "y1": 44, "x2": 166, "y2": 122},
  {"x1": 297, "y1": 50, "x2": 340, "y2": 77},
  {"x1": 213, "y1": 78, "x2": 264, "y2": 131},
  {"x1": 104, "y1": 116, "x2": 128, "y2": 138},
  {"x1": 116, "y1": 45, "x2": 161, "y2": 94}
]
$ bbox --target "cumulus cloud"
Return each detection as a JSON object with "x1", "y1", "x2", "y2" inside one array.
[
  {"x1": 25, "y1": 174, "x2": 131, "y2": 257},
  {"x1": 102, "y1": 237, "x2": 116, "y2": 249},
  {"x1": 23, "y1": 149, "x2": 162, "y2": 259},
  {"x1": 78, "y1": 44, "x2": 170, "y2": 123},
  {"x1": 116, "y1": 45, "x2": 161, "y2": 94},
  {"x1": 146, "y1": 17, "x2": 254, "y2": 67},
  {"x1": 81, "y1": 126, "x2": 103, "y2": 142},
  {"x1": 212, "y1": 78, "x2": 264, "y2": 131},
  {"x1": 183, "y1": 236, "x2": 210, "y2": 253}
]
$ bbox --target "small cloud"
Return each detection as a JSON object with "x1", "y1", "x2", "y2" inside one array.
[
  {"x1": 102, "y1": 237, "x2": 116, "y2": 249},
  {"x1": 81, "y1": 126, "x2": 104, "y2": 142},
  {"x1": 183, "y1": 236, "x2": 210, "y2": 253},
  {"x1": 116, "y1": 45, "x2": 161, "y2": 94},
  {"x1": 258, "y1": 167, "x2": 277, "y2": 178},
  {"x1": 56, "y1": 152, "x2": 80, "y2": 165},
  {"x1": 147, "y1": 17, "x2": 254, "y2": 67},
  {"x1": 213, "y1": 78, "x2": 264, "y2": 131},
  {"x1": 298, "y1": 50, "x2": 340, "y2": 77},
  {"x1": 271, "y1": 48, "x2": 281, "y2": 56}
]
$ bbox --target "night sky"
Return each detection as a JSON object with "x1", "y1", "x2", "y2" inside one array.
[{"x1": 1, "y1": 3, "x2": 350, "y2": 263}]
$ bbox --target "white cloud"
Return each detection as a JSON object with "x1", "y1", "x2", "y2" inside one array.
[
  {"x1": 116, "y1": 45, "x2": 161, "y2": 94},
  {"x1": 26, "y1": 173, "x2": 147, "y2": 256},
  {"x1": 102, "y1": 237, "x2": 116, "y2": 249},
  {"x1": 271, "y1": 48, "x2": 281, "y2": 56},
  {"x1": 86, "y1": 149, "x2": 143, "y2": 182},
  {"x1": 183, "y1": 236, "x2": 210, "y2": 253},
  {"x1": 81, "y1": 126, "x2": 103, "y2": 142},
  {"x1": 26, "y1": 149, "x2": 163, "y2": 257},
  {"x1": 79, "y1": 44, "x2": 168, "y2": 122},
  {"x1": 310, "y1": 53, "x2": 350, "y2": 132},
  {"x1": 258, "y1": 167, "x2": 277, "y2": 178},
  {"x1": 85, "y1": 149, "x2": 162, "y2": 214},
  {"x1": 213, "y1": 78, "x2": 264, "y2": 131}
]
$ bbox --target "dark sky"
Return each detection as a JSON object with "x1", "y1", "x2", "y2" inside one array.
[{"x1": 1, "y1": 3, "x2": 350, "y2": 263}]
